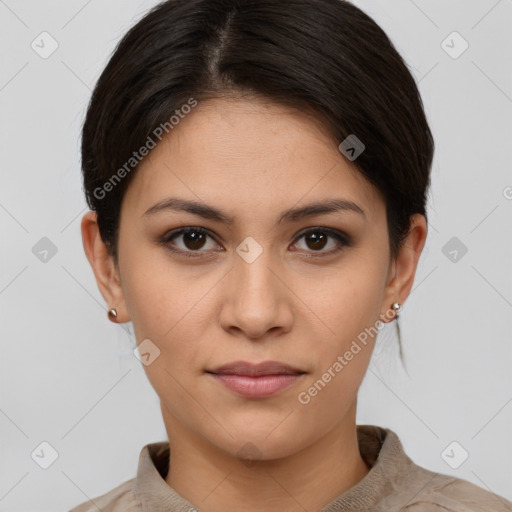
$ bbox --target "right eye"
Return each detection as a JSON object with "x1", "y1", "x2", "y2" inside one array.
[{"x1": 159, "y1": 227, "x2": 222, "y2": 258}]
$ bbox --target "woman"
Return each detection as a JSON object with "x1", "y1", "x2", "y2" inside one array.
[{"x1": 73, "y1": 0, "x2": 512, "y2": 510}]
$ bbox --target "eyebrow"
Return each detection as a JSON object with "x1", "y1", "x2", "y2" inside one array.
[{"x1": 143, "y1": 197, "x2": 366, "y2": 224}]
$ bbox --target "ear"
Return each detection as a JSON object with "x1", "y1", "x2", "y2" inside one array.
[
  {"x1": 81, "y1": 210, "x2": 130, "y2": 323},
  {"x1": 380, "y1": 214, "x2": 428, "y2": 322}
]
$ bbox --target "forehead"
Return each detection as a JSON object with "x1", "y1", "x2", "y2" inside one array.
[{"x1": 122, "y1": 97, "x2": 383, "y2": 221}]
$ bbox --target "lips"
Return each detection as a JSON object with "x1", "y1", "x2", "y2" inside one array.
[
  {"x1": 206, "y1": 360, "x2": 306, "y2": 376},
  {"x1": 206, "y1": 361, "x2": 306, "y2": 398}
]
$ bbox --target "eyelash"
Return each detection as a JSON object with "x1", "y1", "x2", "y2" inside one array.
[{"x1": 159, "y1": 226, "x2": 352, "y2": 260}]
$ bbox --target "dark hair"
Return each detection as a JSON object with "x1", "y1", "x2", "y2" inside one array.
[{"x1": 81, "y1": 0, "x2": 434, "y2": 362}]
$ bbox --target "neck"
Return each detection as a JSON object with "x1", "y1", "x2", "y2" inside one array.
[{"x1": 163, "y1": 402, "x2": 370, "y2": 512}]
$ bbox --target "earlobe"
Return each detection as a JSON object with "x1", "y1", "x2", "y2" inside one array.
[
  {"x1": 380, "y1": 214, "x2": 428, "y2": 321},
  {"x1": 80, "y1": 211, "x2": 129, "y2": 323}
]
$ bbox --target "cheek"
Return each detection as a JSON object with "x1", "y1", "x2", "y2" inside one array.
[
  {"x1": 119, "y1": 244, "x2": 196, "y2": 339},
  {"x1": 119, "y1": 256, "x2": 211, "y2": 372},
  {"x1": 296, "y1": 320, "x2": 374, "y2": 425},
  {"x1": 297, "y1": 257, "x2": 385, "y2": 391},
  {"x1": 304, "y1": 263, "x2": 384, "y2": 339},
  {"x1": 124, "y1": 274, "x2": 204, "y2": 363}
]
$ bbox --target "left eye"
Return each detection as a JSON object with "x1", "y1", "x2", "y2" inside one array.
[{"x1": 291, "y1": 228, "x2": 350, "y2": 255}]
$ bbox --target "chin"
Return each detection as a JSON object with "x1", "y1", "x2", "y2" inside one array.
[{"x1": 210, "y1": 423, "x2": 311, "y2": 463}]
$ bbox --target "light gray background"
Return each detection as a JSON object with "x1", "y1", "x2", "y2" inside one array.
[{"x1": 1, "y1": 1, "x2": 511, "y2": 510}]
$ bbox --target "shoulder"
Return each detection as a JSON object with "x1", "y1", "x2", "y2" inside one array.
[
  {"x1": 399, "y1": 470, "x2": 512, "y2": 512},
  {"x1": 363, "y1": 425, "x2": 512, "y2": 512},
  {"x1": 69, "y1": 478, "x2": 138, "y2": 512}
]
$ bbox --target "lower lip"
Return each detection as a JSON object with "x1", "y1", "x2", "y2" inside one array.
[{"x1": 208, "y1": 373, "x2": 304, "y2": 398}]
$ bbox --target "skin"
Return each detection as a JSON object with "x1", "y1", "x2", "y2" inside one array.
[{"x1": 81, "y1": 96, "x2": 427, "y2": 512}]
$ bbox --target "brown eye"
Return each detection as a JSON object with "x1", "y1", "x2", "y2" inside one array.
[
  {"x1": 161, "y1": 227, "x2": 219, "y2": 256},
  {"x1": 180, "y1": 230, "x2": 207, "y2": 250},
  {"x1": 304, "y1": 232, "x2": 328, "y2": 251},
  {"x1": 292, "y1": 227, "x2": 351, "y2": 257}
]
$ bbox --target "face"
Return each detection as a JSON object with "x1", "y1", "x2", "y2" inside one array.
[{"x1": 84, "y1": 97, "x2": 425, "y2": 462}]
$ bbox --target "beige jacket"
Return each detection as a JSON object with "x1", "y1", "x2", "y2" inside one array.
[{"x1": 70, "y1": 425, "x2": 512, "y2": 511}]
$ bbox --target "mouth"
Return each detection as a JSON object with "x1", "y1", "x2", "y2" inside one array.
[
  {"x1": 206, "y1": 360, "x2": 306, "y2": 377},
  {"x1": 205, "y1": 360, "x2": 307, "y2": 398}
]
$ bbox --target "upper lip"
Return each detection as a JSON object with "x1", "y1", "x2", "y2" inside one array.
[{"x1": 207, "y1": 360, "x2": 306, "y2": 376}]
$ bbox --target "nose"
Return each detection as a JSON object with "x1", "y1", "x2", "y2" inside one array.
[{"x1": 219, "y1": 246, "x2": 294, "y2": 340}]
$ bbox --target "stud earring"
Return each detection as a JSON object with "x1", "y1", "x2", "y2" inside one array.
[
  {"x1": 108, "y1": 308, "x2": 118, "y2": 322},
  {"x1": 392, "y1": 302, "x2": 402, "y2": 320}
]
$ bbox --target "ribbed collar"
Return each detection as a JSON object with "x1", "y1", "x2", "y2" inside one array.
[{"x1": 133, "y1": 424, "x2": 409, "y2": 511}]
